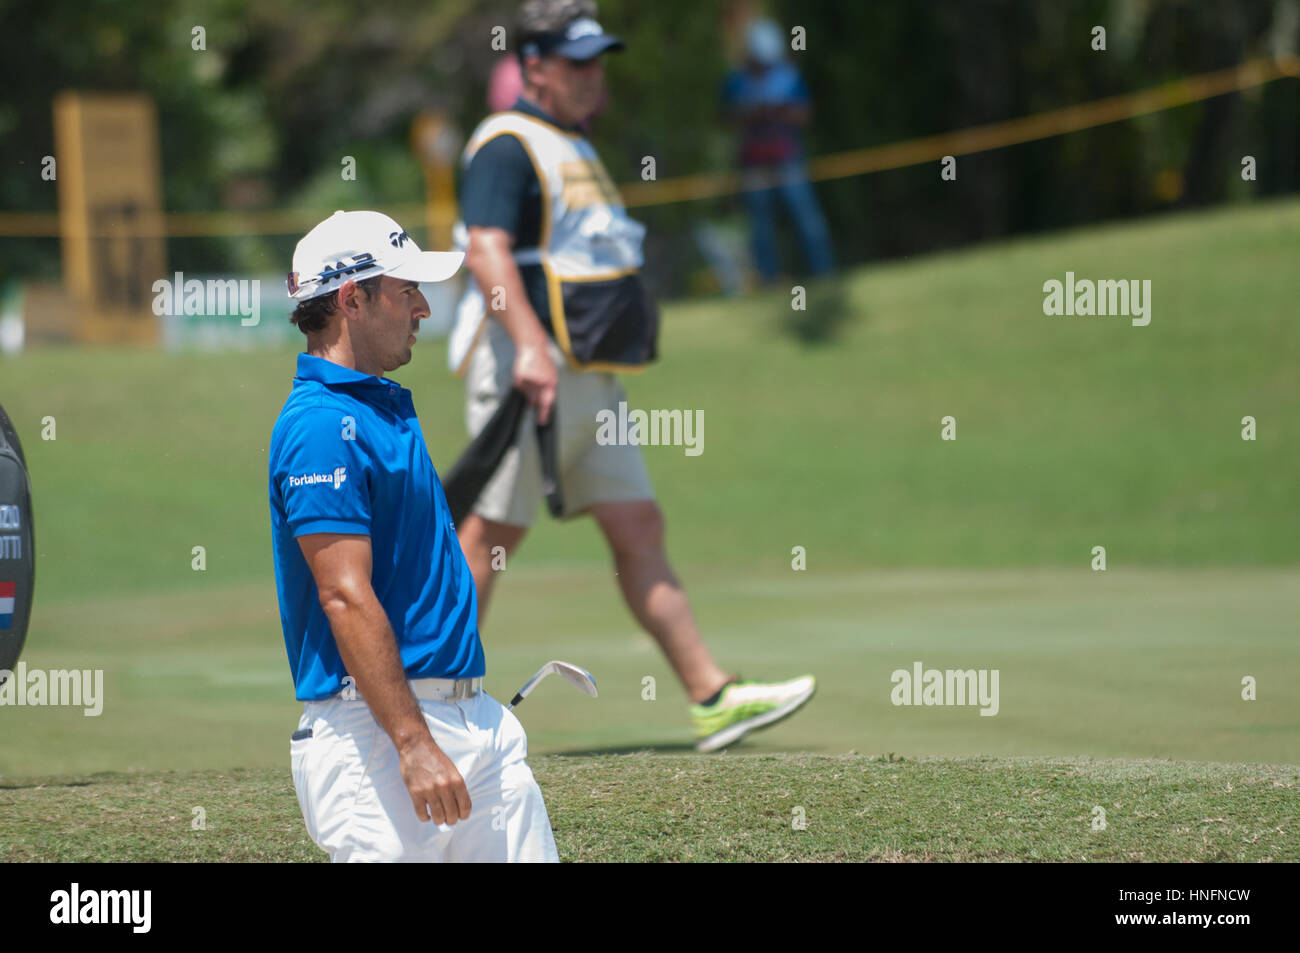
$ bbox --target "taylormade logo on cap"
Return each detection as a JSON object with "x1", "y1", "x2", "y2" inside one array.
[{"x1": 287, "y1": 210, "x2": 464, "y2": 301}]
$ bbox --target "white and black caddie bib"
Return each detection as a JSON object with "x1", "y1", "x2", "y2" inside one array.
[{"x1": 449, "y1": 110, "x2": 659, "y2": 375}]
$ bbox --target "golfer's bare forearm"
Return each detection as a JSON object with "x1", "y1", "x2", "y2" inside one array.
[
  {"x1": 321, "y1": 589, "x2": 431, "y2": 755},
  {"x1": 466, "y1": 228, "x2": 548, "y2": 349}
]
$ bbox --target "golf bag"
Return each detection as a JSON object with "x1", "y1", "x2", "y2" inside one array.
[{"x1": 0, "y1": 402, "x2": 35, "y2": 672}]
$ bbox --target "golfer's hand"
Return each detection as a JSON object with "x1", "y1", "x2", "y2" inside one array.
[
  {"x1": 514, "y1": 341, "x2": 557, "y2": 426},
  {"x1": 398, "y1": 736, "x2": 471, "y2": 825}
]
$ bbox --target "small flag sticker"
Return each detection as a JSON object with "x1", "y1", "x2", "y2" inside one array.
[{"x1": 0, "y1": 581, "x2": 14, "y2": 629}]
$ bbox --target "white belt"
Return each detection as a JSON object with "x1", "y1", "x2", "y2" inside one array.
[
  {"x1": 331, "y1": 677, "x2": 482, "y2": 703},
  {"x1": 412, "y1": 677, "x2": 482, "y2": 701}
]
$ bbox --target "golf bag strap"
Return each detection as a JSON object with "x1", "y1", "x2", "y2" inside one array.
[
  {"x1": 442, "y1": 389, "x2": 565, "y2": 526},
  {"x1": 535, "y1": 409, "x2": 564, "y2": 519}
]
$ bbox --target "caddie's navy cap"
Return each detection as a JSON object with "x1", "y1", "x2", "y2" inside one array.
[{"x1": 520, "y1": 17, "x2": 625, "y2": 62}]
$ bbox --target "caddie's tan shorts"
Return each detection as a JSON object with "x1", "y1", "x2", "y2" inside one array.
[{"x1": 464, "y1": 319, "x2": 655, "y2": 528}]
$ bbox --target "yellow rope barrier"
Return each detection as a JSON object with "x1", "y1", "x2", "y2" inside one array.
[{"x1": 2, "y1": 55, "x2": 1296, "y2": 237}]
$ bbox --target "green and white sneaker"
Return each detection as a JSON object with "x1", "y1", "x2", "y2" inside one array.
[{"x1": 691, "y1": 674, "x2": 816, "y2": 752}]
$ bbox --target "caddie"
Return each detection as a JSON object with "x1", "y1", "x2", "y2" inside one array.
[
  {"x1": 449, "y1": 0, "x2": 816, "y2": 752},
  {"x1": 269, "y1": 210, "x2": 558, "y2": 862}
]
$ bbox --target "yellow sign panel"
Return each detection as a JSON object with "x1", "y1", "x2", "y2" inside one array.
[
  {"x1": 53, "y1": 92, "x2": 164, "y2": 344},
  {"x1": 410, "y1": 110, "x2": 459, "y2": 252}
]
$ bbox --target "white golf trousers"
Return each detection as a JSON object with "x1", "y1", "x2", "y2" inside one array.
[{"x1": 290, "y1": 688, "x2": 559, "y2": 862}]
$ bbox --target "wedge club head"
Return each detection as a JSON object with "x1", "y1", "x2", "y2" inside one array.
[{"x1": 507, "y1": 660, "x2": 598, "y2": 710}]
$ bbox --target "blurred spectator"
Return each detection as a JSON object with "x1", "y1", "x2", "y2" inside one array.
[
  {"x1": 487, "y1": 52, "x2": 606, "y2": 132},
  {"x1": 722, "y1": 17, "x2": 833, "y2": 285},
  {"x1": 487, "y1": 55, "x2": 524, "y2": 112}
]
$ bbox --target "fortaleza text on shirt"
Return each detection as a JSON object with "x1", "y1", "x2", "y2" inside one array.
[
  {"x1": 287, "y1": 467, "x2": 348, "y2": 490},
  {"x1": 595, "y1": 402, "x2": 703, "y2": 456}
]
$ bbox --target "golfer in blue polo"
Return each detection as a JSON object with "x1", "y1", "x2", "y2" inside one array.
[{"x1": 269, "y1": 210, "x2": 558, "y2": 862}]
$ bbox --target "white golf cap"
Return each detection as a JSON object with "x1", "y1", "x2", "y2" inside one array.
[{"x1": 287, "y1": 209, "x2": 464, "y2": 300}]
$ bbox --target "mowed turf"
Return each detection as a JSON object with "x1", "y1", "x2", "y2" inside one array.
[
  {"x1": 3, "y1": 756, "x2": 1297, "y2": 862},
  {"x1": 0, "y1": 200, "x2": 1296, "y2": 859},
  {"x1": 0, "y1": 566, "x2": 1296, "y2": 774}
]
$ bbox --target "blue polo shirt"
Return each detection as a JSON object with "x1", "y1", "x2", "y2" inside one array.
[
  {"x1": 722, "y1": 62, "x2": 811, "y2": 166},
  {"x1": 269, "y1": 353, "x2": 485, "y2": 701}
]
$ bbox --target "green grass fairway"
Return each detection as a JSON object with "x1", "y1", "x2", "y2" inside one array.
[
  {"x1": 0, "y1": 199, "x2": 1296, "y2": 860},
  {"x1": 1, "y1": 567, "x2": 1296, "y2": 775},
  {"x1": 3, "y1": 756, "x2": 1296, "y2": 862},
  {"x1": 1, "y1": 200, "x2": 1296, "y2": 609}
]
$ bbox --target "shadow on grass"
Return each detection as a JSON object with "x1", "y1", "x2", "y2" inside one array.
[
  {"x1": 543, "y1": 742, "x2": 700, "y2": 757},
  {"x1": 544, "y1": 740, "x2": 832, "y2": 757},
  {"x1": 774, "y1": 274, "x2": 855, "y2": 344},
  {"x1": 0, "y1": 778, "x2": 95, "y2": 790}
]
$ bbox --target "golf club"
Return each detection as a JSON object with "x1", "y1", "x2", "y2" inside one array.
[{"x1": 507, "y1": 660, "x2": 598, "y2": 710}]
